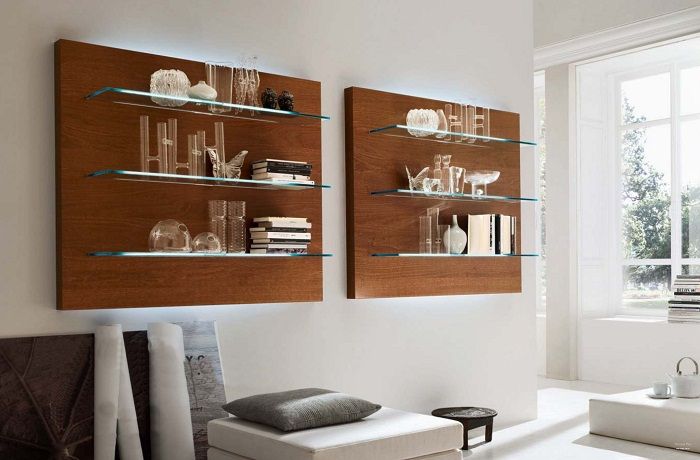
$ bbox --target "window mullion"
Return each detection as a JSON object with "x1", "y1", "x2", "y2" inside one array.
[{"x1": 671, "y1": 62, "x2": 682, "y2": 280}]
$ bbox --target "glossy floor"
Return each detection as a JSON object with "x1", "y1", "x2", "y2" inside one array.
[{"x1": 464, "y1": 379, "x2": 697, "y2": 459}]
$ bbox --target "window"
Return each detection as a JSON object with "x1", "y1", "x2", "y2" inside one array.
[
  {"x1": 577, "y1": 36, "x2": 700, "y2": 317},
  {"x1": 618, "y1": 64, "x2": 700, "y2": 313}
]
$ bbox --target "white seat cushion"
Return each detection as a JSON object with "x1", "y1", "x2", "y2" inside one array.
[
  {"x1": 207, "y1": 407, "x2": 463, "y2": 460},
  {"x1": 207, "y1": 447, "x2": 461, "y2": 460},
  {"x1": 590, "y1": 389, "x2": 700, "y2": 453}
]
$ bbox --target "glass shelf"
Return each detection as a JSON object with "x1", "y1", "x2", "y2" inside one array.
[
  {"x1": 90, "y1": 251, "x2": 331, "y2": 258},
  {"x1": 85, "y1": 87, "x2": 330, "y2": 123},
  {"x1": 371, "y1": 189, "x2": 537, "y2": 203},
  {"x1": 88, "y1": 169, "x2": 330, "y2": 190},
  {"x1": 371, "y1": 253, "x2": 539, "y2": 257},
  {"x1": 369, "y1": 124, "x2": 536, "y2": 146}
]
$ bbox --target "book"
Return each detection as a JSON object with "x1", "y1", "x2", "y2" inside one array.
[
  {"x1": 248, "y1": 232, "x2": 311, "y2": 240},
  {"x1": 252, "y1": 177, "x2": 315, "y2": 185},
  {"x1": 250, "y1": 227, "x2": 309, "y2": 233},
  {"x1": 672, "y1": 295, "x2": 700, "y2": 301},
  {"x1": 253, "y1": 217, "x2": 309, "y2": 225},
  {"x1": 669, "y1": 299, "x2": 700, "y2": 305},
  {"x1": 510, "y1": 216, "x2": 518, "y2": 253},
  {"x1": 676, "y1": 275, "x2": 700, "y2": 279},
  {"x1": 673, "y1": 286, "x2": 700, "y2": 293},
  {"x1": 252, "y1": 172, "x2": 311, "y2": 181},
  {"x1": 252, "y1": 159, "x2": 309, "y2": 167},
  {"x1": 251, "y1": 239, "x2": 311, "y2": 244},
  {"x1": 250, "y1": 248, "x2": 308, "y2": 255},
  {"x1": 467, "y1": 214, "x2": 495, "y2": 255},
  {"x1": 250, "y1": 243, "x2": 309, "y2": 249},
  {"x1": 495, "y1": 214, "x2": 512, "y2": 255},
  {"x1": 253, "y1": 221, "x2": 312, "y2": 230}
]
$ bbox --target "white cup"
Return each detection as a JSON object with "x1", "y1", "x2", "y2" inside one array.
[{"x1": 653, "y1": 382, "x2": 671, "y2": 397}]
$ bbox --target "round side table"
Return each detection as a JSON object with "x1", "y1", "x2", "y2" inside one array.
[{"x1": 431, "y1": 407, "x2": 498, "y2": 450}]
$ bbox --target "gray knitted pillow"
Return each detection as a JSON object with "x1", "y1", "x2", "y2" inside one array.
[{"x1": 222, "y1": 388, "x2": 381, "y2": 432}]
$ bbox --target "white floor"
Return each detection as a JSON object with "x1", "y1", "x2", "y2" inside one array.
[{"x1": 463, "y1": 379, "x2": 699, "y2": 460}]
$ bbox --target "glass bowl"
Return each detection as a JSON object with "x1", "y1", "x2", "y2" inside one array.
[
  {"x1": 150, "y1": 69, "x2": 191, "y2": 107},
  {"x1": 192, "y1": 232, "x2": 223, "y2": 253},
  {"x1": 463, "y1": 170, "x2": 501, "y2": 196},
  {"x1": 148, "y1": 219, "x2": 192, "y2": 252}
]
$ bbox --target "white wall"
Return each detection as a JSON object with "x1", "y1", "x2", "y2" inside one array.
[
  {"x1": 534, "y1": 0, "x2": 700, "y2": 47},
  {"x1": 0, "y1": 0, "x2": 537, "y2": 426}
]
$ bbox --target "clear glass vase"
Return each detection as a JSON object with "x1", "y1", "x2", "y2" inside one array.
[
  {"x1": 208, "y1": 200, "x2": 227, "y2": 250},
  {"x1": 227, "y1": 201, "x2": 246, "y2": 253},
  {"x1": 205, "y1": 62, "x2": 234, "y2": 113},
  {"x1": 419, "y1": 215, "x2": 432, "y2": 254}
]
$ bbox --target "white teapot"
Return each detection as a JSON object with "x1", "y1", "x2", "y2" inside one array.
[{"x1": 670, "y1": 357, "x2": 700, "y2": 398}]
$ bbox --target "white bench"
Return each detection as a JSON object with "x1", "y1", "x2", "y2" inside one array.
[
  {"x1": 589, "y1": 389, "x2": 700, "y2": 453},
  {"x1": 207, "y1": 407, "x2": 463, "y2": 460}
]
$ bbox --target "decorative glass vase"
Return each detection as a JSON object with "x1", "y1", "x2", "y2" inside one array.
[
  {"x1": 419, "y1": 215, "x2": 432, "y2": 254},
  {"x1": 208, "y1": 200, "x2": 227, "y2": 250},
  {"x1": 205, "y1": 62, "x2": 234, "y2": 113},
  {"x1": 148, "y1": 219, "x2": 192, "y2": 252},
  {"x1": 227, "y1": 201, "x2": 246, "y2": 253}
]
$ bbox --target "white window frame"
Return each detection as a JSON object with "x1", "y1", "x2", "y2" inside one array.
[{"x1": 612, "y1": 58, "x2": 700, "y2": 316}]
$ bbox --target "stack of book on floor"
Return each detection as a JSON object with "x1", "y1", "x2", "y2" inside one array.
[
  {"x1": 466, "y1": 214, "x2": 517, "y2": 255},
  {"x1": 669, "y1": 275, "x2": 700, "y2": 323},
  {"x1": 251, "y1": 159, "x2": 313, "y2": 185},
  {"x1": 249, "y1": 217, "x2": 311, "y2": 254}
]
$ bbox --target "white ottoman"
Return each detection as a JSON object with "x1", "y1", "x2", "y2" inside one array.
[
  {"x1": 589, "y1": 389, "x2": 700, "y2": 453},
  {"x1": 207, "y1": 407, "x2": 463, "y2": 460}
]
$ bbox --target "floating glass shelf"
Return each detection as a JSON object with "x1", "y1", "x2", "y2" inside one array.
[
  {"x1": 371, "y1": 253, "x2": 539, "y2": 257},
  {"x1": 85, "y1": 87, "x2": 330, "y2": 123},
  {"x1": 371, "y1": 189, "x2": 537, "y2": 203},
  {"x1": 90, "y1": 251, "x2": 331, "y2": 258},
  {"x1": 88, "y1": 169, "x2": 329, "y2": 190},
  {"x1": 369, "y1": 124, "x2": 536, "y2": 146}
]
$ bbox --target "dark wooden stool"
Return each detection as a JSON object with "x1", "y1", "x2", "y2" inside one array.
[{"x1": 431, "y1": 407, "x2": 497, "y2": 450}]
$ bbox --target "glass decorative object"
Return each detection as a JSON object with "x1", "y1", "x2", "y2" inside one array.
[
  {"x1": 140, "y1": 115, "x2": 166, "y2": 173},
  {"x1": 227, "y1": 201, "x2": 246, "y2": 253},
  {"x1": 234, "y1": 57, "x2": 261, "y2": 115},
  {"x1": 435, "y1": 109, "x2": 448, "y2": 139},
  {"x1": 446, "y1": 215, "x2": 467, "y2": 254},
  {"x1": 422, "y1": 178, "x2": 441, "y2": 193},
  {"x1": 205, "y1": 62, "x2": 234, "y2": 113},
  {"x1": 208, "y1": 200, "x2": 227, "y2": 250},
  {"x1": 406, "y1": 109, "x2": 439, "y2": 137},
  {"x1": 449, "y1": 166, "x2": 465, "y2": 194},
  {"x1": 405, "y1": 166, "x2": 430, "y2": 191},
  {"x1": 187, "y1": 81, "x2": 217, "y2": 101},
  {"x1": 427, "y1": 207, "x2": 440, "y2": 254},
  {"x1": 206, "y1": 122, "x2": 226, "y2": 178},
  {"x1": 419, "y1": 215, "x2": 432, "y2": 254},
  {"x1": 149, "y1": 219, "x2": 192, "y2": 252},
  {"x1": 150, "y1": 69, "x2": 190, "y2": 107},
  {"x1": 164, "y1": 118, "x2": 191, "y2": 175},
  {"x1": 440, "y1": 155, "x2": 452, "y2": 193},
  {"x1": 437, "y1": 224, "x2": 450, "y2": 254},
  {"x1": 468, "y1": 105, "x2": 491, "y2": 143},
  {"x1": 192, "y1": 232, "x2": 223, "y2": 253},
  {"x1": 445, "y1": 103, "x2": 465, "y2": 142},
  {"x1": 432, "y1": 154, "x2": 443, "y2": 192},
  {"x1": 188, "y1": 133, "x2": 205, "y2": 176},
  {"x1": 463, "y1": 170, "x2": 501, "y2": 196}
]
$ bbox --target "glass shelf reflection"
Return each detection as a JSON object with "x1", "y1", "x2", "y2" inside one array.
[
  {"x1": 371, "y1": 253, "x2": 538, "y2": 257},
  {"x1": 85, "y1": 87, "x2": 330, "y2": 123},
  {"x1": 88, "y1": 169, "x2": 329, "y2": 190},
  {"x1": 369, "y1": 124, "x2": 536, "y2": 146},
  {"x1": 371, "y1": 189, "x2": 537, "y2": 203},
  {"x1": 90, "y1": 251, "x2": 331, "y2": 258}
]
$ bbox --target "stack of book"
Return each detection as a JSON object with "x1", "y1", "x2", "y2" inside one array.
[
  {"x1": 251, "y1": 159, "x2": 313, "y2": 185},
  {"x1": 669, "y1": 275, "x2": 700, "y2": 323},
  {"x1": 466, "y1": 214, "x2": 517, "y2": 255},
  {"x1": 249, "y1": 217, "x2": 311, "y2": 254}
]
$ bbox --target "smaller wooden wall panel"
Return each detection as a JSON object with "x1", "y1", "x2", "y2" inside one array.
[
  {"x1": 55, "y1": 40, "x2": 324, "y2": 309},
  {"x1": 345, "y1": 87, "x2": 523, "y2": 299}
]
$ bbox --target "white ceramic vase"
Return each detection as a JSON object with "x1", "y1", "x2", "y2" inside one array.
[{"x1": 445, "y1": 215, "x2": 466, "y2": 254}]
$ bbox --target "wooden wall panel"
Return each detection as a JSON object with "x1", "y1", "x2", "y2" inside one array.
[
  {"x1": 55, "y1": 40, "x2": 324, "y2": 309},
  {"x1": 345, "y1": 87, "x2": 523, "y2": 299}
]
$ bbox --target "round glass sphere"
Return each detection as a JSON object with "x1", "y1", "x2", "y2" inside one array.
[
  {"x1": 192, "y1": 232, "x2": 223, "y2": 253},
  {"x1": 148, "y1": 219, "x2": 192, "y2": 252}
]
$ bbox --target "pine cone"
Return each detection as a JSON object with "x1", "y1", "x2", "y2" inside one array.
[
  {"x1": 261, "y1": 88, "x2": 278, "y2": 109},
  {"x1": 278, "y1": 90, "x2": 294, "y2": 111}
]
